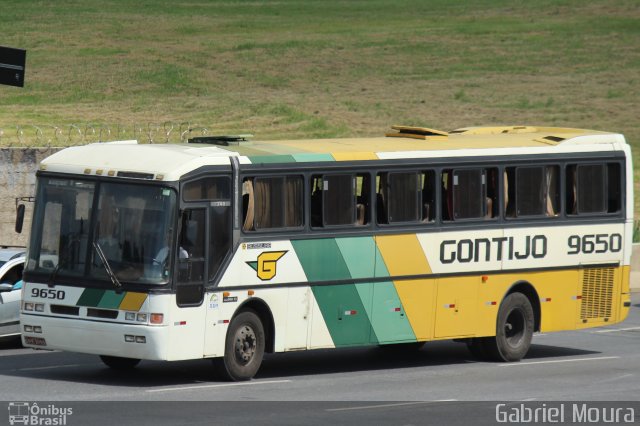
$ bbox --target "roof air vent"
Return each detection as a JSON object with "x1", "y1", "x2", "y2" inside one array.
[{"x1": 385, "y1": 125, "x2": 448, "y2": 140}]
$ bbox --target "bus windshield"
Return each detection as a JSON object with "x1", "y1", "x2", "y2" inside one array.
[{"x1": 26, "y1": 177, "x2": 177, "y2": 286}]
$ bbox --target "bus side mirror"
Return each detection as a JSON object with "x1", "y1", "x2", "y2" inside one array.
[{"x1": 15, "y1": 204, "x2": 25, "y2": 234}]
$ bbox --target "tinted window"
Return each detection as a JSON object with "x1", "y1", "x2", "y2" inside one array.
[{"x1": 243, "y1": 176, "x2": 303, "y2": 231}]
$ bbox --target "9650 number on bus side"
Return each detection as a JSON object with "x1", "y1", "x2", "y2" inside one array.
[{"x1": 567, "y1": 233, "x2": 622, "y2": 255}]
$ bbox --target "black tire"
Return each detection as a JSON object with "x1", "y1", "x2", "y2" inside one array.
[
  {"x1": 100, "y1": 355, "x2": 141, "y2": 370},
  {"x1": 213, "y1": 310, "x2": 265, "y2": 381},
  {"x1": 484, "y1": 292, "x2": 534, "y2": 362}
]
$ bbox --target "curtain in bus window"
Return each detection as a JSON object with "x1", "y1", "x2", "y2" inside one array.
[
  {"x1": 243, "y1": 180, "x2": 255, "y2": 231},
  {"x1": 453, "y1": 169, "x2": 484, "y2": 219},
  {"x1": 577, "y1": 164, "x2": 606, "y2": 213},
  {"x1": 183, "y1": 177, "x2": 231, "y2": 201},
  {"x1": 254, "y1": 178, "x2": 279, "y2": 229},
  {"x1": 284, "y1": 176, "x2": 303, "y2": 227},
  {"x1": 516, "y1": 167, "x2": 545, "y2": 216},
  {"x1": 387, "y1": 172, "x2": 420, "y2": 223},
  {"x1": 545, "y1": 166, "x2": 560, "y2": 216},
  {"x1": 324, "y1": 175, "x2": 355, "y2": 225}
]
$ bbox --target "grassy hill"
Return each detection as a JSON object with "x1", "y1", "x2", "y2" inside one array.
[{"x1": 1, "y1": 0, "x2": 639, "y2": 207}]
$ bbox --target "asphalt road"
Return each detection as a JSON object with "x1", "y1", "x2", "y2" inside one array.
[{"x1": 1, "y1": 293, "x2": 639, "y2": 425}]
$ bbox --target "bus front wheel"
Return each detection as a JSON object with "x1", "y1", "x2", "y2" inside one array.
[
  {"x1": 100, "y1": 355, "x2": 141, "y2": 370},
  {"x1": 213, "y1": 310, "x2": 265, "y2": 381},
  {"x1": 485, "y1": 292, "x2": 534, "y2": 362}
]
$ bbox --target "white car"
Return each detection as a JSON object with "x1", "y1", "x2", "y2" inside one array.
[{"x1": 0, "y1": 248, "x2": 26, "y2": 339}]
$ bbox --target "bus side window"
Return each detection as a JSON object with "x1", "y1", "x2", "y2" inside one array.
[
  {"x1": 441, "y1": 170, "x2": 453, "y2": 221},
  {"x1": 607, "y1": 163, "x2": 621, "y2": 213},
  {"x1": 423, "y1": 170, "x2": 436, "y2": 222},
  {"x1": 376, "y1": 174, "x2": 388, "y2": 224},
  {"x1": 567, "y1": 164, "x2": 611, "y2": 215},
  {"x1": 312, "y1": 174, "x2": 357, "y2": 227},
  {"x1": 485, "y1": 168, "x2": 499, "y2": 219},
  {"x1": 243, "y1": 176, "x2": 303, "y2": 231},
  {"x1": 355, "y1": 174, "x2": 370, "y2": 226},
  {"x1": 310, "y1": 177, "x2": 323, "y2": 228},
  {"x1": 452, "y1": 168, "x2": 484, "y2": 220}
]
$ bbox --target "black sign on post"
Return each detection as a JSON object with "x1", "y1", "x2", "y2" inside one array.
[{"x1": 0, "y1": 46, "x2": 26, "y2": 87}]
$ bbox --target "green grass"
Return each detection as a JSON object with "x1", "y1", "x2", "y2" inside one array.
[{"x1": 0, "y1": 0, "x2": 639, "y2": 211}]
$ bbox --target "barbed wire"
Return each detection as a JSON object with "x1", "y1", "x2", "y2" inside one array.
[{"x1": 0, "y1": 122, "x2": 213, "y2": 147}]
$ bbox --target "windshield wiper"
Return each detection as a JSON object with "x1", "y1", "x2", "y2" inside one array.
[
  {"x1": 93, "y1": 242, "x2": 122, "y2": 288},
  {"x1": 47, "y1": 263, "x2": 62, "y2": 287}
]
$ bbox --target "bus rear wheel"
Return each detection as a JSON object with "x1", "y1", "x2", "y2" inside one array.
[
  {"x1": 100, "y1": 355, "x2": 141, "y2": 370},
  {"x1": 484, "y1": 292, "x2": 534, "y2": 362},
  {"x1": 213, "y1": 310, "x2": 265, "y2": 381}
]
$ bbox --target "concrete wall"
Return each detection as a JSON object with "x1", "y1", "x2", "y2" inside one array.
[{"x1": 0, "y1": 147, "x2": 61, "y2": 247}]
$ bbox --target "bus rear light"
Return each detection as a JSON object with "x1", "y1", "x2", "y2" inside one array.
[
  {"x1": 150, "y1": 313, "x2": 164, "y2": 324},
  {"x1": 24, "y1": 302, "x2": 34, "y2": 311},
  {"x1": 35, "y1": 304, "x2": 45, "y2": 312}
]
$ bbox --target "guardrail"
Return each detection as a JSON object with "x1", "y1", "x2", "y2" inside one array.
[{"x1": 0, "y1": 122, "x2": 214, "y2": 146}]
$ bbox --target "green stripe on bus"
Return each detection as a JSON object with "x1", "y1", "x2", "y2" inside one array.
[
  {"x1": 291, "y1": 238, "x2": 351, "y2": 282},
  {"x1": 312, "y1": 285, "x2": 373, "y2": 347},
  {"x1": 97, "y1": 290, "x2": 126, "y2": 310},
  {"x1": 335, "y1": 237, "x2": 379, "y2": 343},
  {"x1": 372, "y1": 247, "x2": 417, "y2": 342},
  {"x1": 292, "y1": 153, "x2": 334, "y2": 162},
  {"x1": 248, "y1": 155, "x2": 296, "y2": 164},
  {"x1": 293, "y1": 238, "x2": 376, "y2": 346},
  {"x1": 76, "y1": 288, "x2": 106, "y2": 307}
]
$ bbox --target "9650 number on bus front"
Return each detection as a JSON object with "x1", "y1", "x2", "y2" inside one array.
[
  {"x1": 567, "y1": 233, "x2": 622, "y2": 255},
  {"x1": 31, "y1": 288, "x2": 66, "y2": 300}
]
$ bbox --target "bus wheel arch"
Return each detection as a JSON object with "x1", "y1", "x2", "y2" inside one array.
[
  {"x1": 505, "y1": 281, "x2": 541, "y2": 333},
  {"x1": 467, "y1": 281, "x2": 541, "y2": 362},
  {"x1": 235, "y1": 298, "x2": 276, "y2": 354},
  {"x1": 481, "y1": 284, "x2": 536, "y2": 362}
]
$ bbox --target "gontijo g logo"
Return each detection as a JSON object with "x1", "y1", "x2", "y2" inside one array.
[{"x1": 246, "y1": 251, "x2": 287, "y2": 281}]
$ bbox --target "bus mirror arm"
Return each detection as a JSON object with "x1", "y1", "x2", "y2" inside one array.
[{"x1": 15, "y1": 204, "x2": 25, "y2": 234}]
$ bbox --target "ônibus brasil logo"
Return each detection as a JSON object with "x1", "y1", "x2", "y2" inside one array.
[
  {"x1": 246, "y1": 251, "x2": 287, "y2": 281},
  {"x1": 8, "y1": 402, "x2": 73, "y2": 425}
]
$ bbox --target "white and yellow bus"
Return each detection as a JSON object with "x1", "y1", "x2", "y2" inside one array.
[{"x1": 19, "y1": 125, "x2": 633, "y2": 380}]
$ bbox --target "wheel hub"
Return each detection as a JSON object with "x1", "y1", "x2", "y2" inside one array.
[{"x1": 234, "y1": 325, "x2": 257, "y2": 365}]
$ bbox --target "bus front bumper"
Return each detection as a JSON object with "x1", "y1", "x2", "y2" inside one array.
[{"x1": 21, "y1": 313, "x2": 168, "y2": 360}]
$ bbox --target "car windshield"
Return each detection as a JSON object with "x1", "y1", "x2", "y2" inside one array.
[{"x1": 26, "y1": 177, "x2": 177, "y2": 285}]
